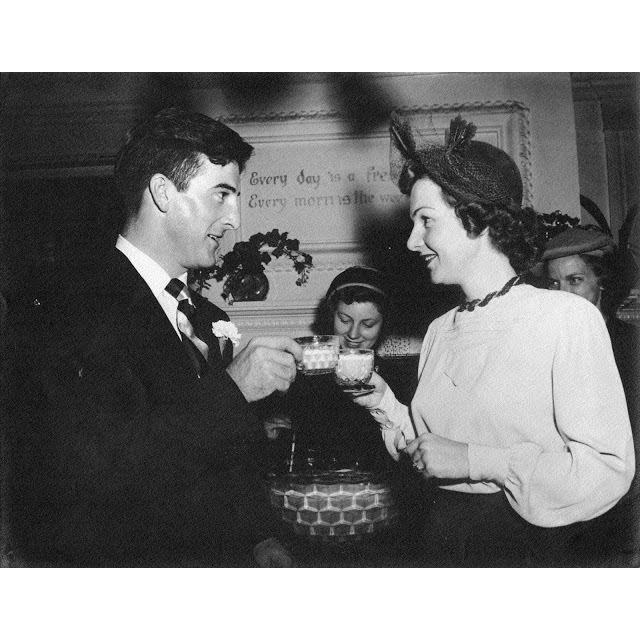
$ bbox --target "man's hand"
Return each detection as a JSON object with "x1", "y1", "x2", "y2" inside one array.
[
  {"x1": 227, "y1": 336, "x2": 302, "y2": 402},
  {"x1": 253, "y1": 537, "x2": 294, "y2": 568},
  {"x1": 264, "y1": 414, "x2": 292, "y2": 440},
  {"x1": 404, "y1": 432, "x2": 470, "y2": 480}
]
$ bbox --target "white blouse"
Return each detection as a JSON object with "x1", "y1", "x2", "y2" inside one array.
[{"x1": 371, "y1": 285, "x2": 635, "y2": 527}]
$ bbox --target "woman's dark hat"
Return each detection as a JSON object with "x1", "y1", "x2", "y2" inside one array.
[
  {"x1": 390, "y1": 113, "x2": 523, "y2": 208},
  {"x1": 530, "y1": 225, "x2": 616, "y2": 277},
  {"x1": 542, "y1": 227, "x2": 616, "y2": 261},
  {"x1": 327, "y1": 266, "x2": 388, "y2": 300}
]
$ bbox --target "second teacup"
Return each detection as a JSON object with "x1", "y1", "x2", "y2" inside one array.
[{"x1": 334, "y1": 348, "x2": 375, "y2": 387}]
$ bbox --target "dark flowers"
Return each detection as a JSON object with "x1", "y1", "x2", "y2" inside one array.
[{"x1": 190, "y1": 229, "x2": 313, "y2": 303}]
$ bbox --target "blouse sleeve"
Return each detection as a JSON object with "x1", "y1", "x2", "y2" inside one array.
[
  {"x1": 468, "y1": 300, "x2": 635, "y2": 527},
  {"x1": 368, "y1": 325, "x2": 437, "y2": 460},
  {"x1": 368, "y1": 384, "x2": 413, "y2": 460}
]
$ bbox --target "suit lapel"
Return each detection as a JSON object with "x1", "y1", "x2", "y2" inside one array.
[
  {"x1": 191, "y1": 291, "x2": 234, "y2": 367},
  {"x1": 103, "y1": 250, "x2": 232, "y2": 373},
  {"x1": 191, "y1": 305, "x2": 222, "y2": 366},
  {"x1": 104, "y1": 250, "x2": 201, "y2": 383}
]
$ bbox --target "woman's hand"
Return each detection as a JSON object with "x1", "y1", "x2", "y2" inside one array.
[
  {"x1": 341, "y1": 371, "x2": 388, "y2": 409},
  {"x1": 404, "y1": 432, "x2": 470, "y2": 479},
  {"x1": 263, "y1": 414, "x2": 292, "y2": 440}
]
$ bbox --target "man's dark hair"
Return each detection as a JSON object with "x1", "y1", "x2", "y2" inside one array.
[{"x1": 114, "y1": 107, "x2": 254, "y2": 217}]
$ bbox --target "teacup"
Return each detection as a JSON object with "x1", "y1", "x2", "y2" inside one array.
[
  {"x1": 295, "y1": 335, "x2": 340, "y2": 375},
  {"x1": 334, "y1": 348, "x2": 375, "y2": 387}
]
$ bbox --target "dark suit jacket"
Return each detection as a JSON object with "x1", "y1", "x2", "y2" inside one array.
[{"x1": 7, "y1": 249, "x2": 278, "y2": 566}]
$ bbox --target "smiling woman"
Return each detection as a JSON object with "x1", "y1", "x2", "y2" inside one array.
[
  {"x1": 327, "y1": 266, "x2": 387, "y2": 349},
  {"x1": 260, "y1": 266, "x2": 393, "y2": 469},
  {"x1": 255, "y1": 264, "x2": 428, "y2": 559},
  {"x1": 407, "y1": 179, "x2": 486, "y2": 287},
  {"x1": 345, "y1": 114, "x2": 636, "y2": 567}
]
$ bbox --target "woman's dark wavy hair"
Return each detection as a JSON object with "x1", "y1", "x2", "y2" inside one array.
[
  {"x1": 400, "y1": 163, "x2": 540, "y2": 273},
  {"x1": 328, "y1": 285, "x2": 387, "y2": 314}
]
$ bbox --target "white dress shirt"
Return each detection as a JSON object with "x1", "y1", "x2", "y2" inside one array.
[{"x1": 115, "y1": 234, "x2": 186, "y2": 338}]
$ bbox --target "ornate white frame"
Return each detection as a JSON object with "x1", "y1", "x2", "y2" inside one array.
[{"x1": 207, "y1": 100, "x2": 532, "y2": 340}]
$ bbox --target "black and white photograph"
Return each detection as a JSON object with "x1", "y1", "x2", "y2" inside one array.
[{"x1": 1, "y1": 4, "x2": 638, "y2": 638}]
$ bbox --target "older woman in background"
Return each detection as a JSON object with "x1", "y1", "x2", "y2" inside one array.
[
  {"x1": 541, "y1": 224, "x2": 640, "y2": 565},
  {"x1": 542, "y1": 226, "x2": 619, "y2": 320}
]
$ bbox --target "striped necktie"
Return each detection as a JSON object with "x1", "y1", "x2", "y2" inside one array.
[{"x1": 165, "y1": 278, "x2": 209, "y2": 377}]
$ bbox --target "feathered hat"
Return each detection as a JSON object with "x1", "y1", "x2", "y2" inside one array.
[{"x1": 389, "y1": 113, "x2": 523, "y2": 209}]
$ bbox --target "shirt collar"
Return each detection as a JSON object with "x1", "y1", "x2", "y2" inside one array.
[{"x1": 115, "y1": 235, "x2": 188, "y2": 297}]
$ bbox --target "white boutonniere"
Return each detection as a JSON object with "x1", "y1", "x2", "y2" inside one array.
[{"x1": 211, "y1": 320, "x2": 242, "y2": 347}]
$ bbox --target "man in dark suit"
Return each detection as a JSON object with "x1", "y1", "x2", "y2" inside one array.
[{"x1": 6, "y1": 108, "x2": 302, "y2": 567}]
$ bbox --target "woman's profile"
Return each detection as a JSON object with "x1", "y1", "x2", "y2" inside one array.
[{"x1": 348, "y1": 114, "x2": 635, "y2": 567}]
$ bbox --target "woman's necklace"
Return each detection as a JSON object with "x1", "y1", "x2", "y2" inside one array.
[{"x1": 458, "y1": 275, "x2": 523, "y2": 312}]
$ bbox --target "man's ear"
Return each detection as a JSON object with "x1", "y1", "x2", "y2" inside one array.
[{"x1": 148, "y1": 173, "x2": 173, "y2": 213}]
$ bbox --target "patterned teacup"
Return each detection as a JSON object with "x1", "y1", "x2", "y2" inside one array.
[
  {"x1": 295, "y1": 335, "x2": 340, "y2": 375},
  {"x1": 334, "y1": 348, "x2": 375, "y2": 388}
]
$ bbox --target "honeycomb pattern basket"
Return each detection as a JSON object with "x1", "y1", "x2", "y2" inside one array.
[{"x1": 268, "y1": 469, "x2": 398, "y2": 539}]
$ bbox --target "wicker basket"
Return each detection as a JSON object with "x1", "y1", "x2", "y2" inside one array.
[{"x1": 268, "y1": 469, "x2": 398, "y2": 539}]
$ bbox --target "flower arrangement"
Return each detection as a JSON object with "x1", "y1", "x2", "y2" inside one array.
[{"x1": 190, "y1": 229, "x2": 313, "y2": 304}]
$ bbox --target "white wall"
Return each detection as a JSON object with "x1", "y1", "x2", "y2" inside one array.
[
  {"x1": 187, "y1": 73, "x2": 579, "y2": 215},
  {"x1": 573, "y1": 99, "x2": 611, "y2": 226}
]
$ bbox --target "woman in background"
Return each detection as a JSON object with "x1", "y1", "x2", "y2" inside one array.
[
  {"x1": 265, "y1": 266, "x2": 411, "y2": 471},
  {"x1": 261, "y1": 266, "x2": 425, "y2": 565},
  {"x1": 541, "y1": 225, "x2": 640, "y2": 565},
  {"x1": 542, "y1": 226, "x2": 619, "y2": 320},
  {"x1": 350, "y1": 114, "x2": 634, "y2": 567}
]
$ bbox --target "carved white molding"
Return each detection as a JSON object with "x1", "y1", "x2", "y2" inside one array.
[
  {"x1": 5, "y1": 99, "x2": 532, "y2": 201},
  {"x1": 219, "y1": 109, "x2": 344, "y2": 124},
  {"x1": 230, "y1": 309, "x2": 316, "y2": 327},
  {"x1": 224, "y1": 306, "x2": 319, "y2": 347},
  {"x1": 215, "y1": 100, "x2": 532, "y2": 206}
]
